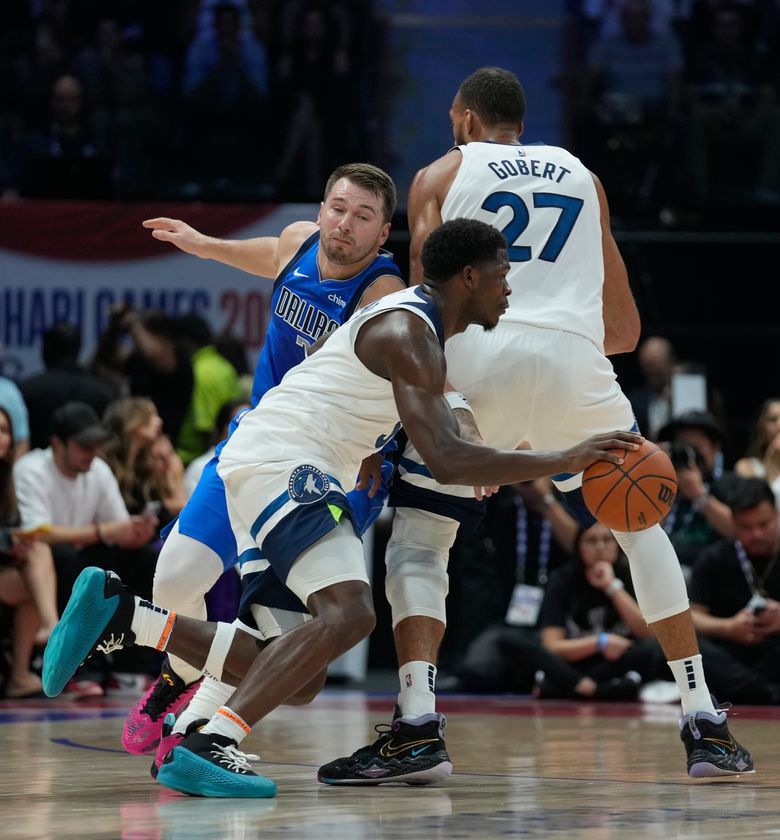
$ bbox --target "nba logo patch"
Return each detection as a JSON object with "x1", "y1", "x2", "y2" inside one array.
[
  {"x1": 405, "y1": 672, "x2": 413, "y2": 688},
  {"x1": 288, "y1": 465, "x2": 330, "y2": 504}
]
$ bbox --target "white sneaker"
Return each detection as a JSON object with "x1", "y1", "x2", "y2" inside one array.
[{"x1": 639, "y1": 680, "x2": 681, "y2": 704}]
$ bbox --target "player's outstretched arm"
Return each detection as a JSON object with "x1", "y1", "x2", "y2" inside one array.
[
  {"x1": 362, "y1": 312, "x2": 642, "y2": 488},
  {"x1": 142, "y1": 218, "x2": 317, "y2": 280}
]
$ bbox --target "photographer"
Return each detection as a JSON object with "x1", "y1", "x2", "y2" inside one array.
[
  {"x1": 689, "y1": 477, "x2": 780, "y2": 705},
  {"x1": 91, "y1": 303, "x2": 194, "y2": 445},
  {"x1": 658, "y1": 410, "x2": 734, "y2": 572}
]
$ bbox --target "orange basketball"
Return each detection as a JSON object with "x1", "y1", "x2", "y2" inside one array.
[{"x1": 582, "y1": 439, "x2": 677, "y2": 532}]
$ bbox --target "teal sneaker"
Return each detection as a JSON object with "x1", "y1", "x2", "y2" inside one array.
[
  {"x1": 156, "y1": 731, "x2": 277, "y2": 798},
  {"x1": 43, "y1": 567, "x2": 136, "y2": 697}
]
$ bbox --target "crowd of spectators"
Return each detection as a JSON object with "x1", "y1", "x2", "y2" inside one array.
[
  {"x1": 569, "y1": 0, "x2": 780, "y2": 225},
  {"x1": 3, "y1": 1, "x2": 780, "y2": 223},
  {"x1": 0, "y1": 0, "x2": 376, "y2": 202},
  {"x1": 0, "y1": 313, "x2": 250, "y2": 699}
]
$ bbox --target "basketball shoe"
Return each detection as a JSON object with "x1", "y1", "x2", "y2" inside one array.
[
  {"x1": 151, "y1": 714, "x2": 209, "y2": 779},
  {"x1": 680, "y1": 707, "x2": 754, "y2": 777},
  {"x1": 43, "y1": 568, "x2": 136, "y2": 697},
  {"x1": 156, "y1": 731, "x2": 276, "y2": 798},
  {"x1": 123, "y1": 661, "x2": 202, "y2": 755},
  {"x1": 318, "y1": 712, "x2": 452, "y2": 785}
]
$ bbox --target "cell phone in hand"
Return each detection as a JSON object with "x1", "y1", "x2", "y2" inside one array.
[{"x1": 142, "y1": 500, "x2": 162, "y2": 518}]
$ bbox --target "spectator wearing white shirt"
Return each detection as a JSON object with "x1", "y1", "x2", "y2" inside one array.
[{"x1": 14, "y1": 401, "x2": 158, "y2": 611}]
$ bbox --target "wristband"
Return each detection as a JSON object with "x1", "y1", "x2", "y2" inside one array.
[
  {"x1": 444, "y1": 391, "x2": 473, "y2": 413},
  {"x1": 605, "y1": 578, "x2": 624, "y2": 595},
  {"x1": 597, "y1": 631, "x2": 609, "y2": 653}
]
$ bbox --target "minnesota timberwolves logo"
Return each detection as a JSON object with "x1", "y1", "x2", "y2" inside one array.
[{"x1": 288, "y1": 465, "x2": 330, "y2": 504}]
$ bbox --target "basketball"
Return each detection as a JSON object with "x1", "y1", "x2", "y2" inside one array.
[{"x1": 582, "y1": 439, "x2": 677, "y2": 532}]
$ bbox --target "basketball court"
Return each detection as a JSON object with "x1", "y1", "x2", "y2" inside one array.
[{"x1": 3, "y1": 690, "x2": 778, "y2": 839}]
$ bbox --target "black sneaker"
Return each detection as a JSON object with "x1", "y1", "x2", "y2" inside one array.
[
  {"x1": 680, "y1": 708, "x2": 755, "y2": 777},
  {"x1": 43, "y1": 568, "x2": 136, "y2": 697},
  {"x1": 318, "y1": 712, "x2": 452, "y2": 785},
  {"x1": 156, "y1": 731, "x2": 276, "y2": 798}
]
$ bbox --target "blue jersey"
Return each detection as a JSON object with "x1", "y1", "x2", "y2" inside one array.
[{"x1": 250, "y1": 231, "x2": 402, "y2": 405}]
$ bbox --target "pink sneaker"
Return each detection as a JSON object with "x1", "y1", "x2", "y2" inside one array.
[
  {"x1": 122, "y1": 661, "x2": 202, "y2": 755},
  {"x1": 150, "y1": 714, "x2": 209, "y2": 779}
]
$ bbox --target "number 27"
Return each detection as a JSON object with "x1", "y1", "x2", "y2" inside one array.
[{"x1": 481, "y1": 191, "x2": 583, "y2": 263}]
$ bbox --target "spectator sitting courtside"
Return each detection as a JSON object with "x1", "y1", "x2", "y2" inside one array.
[{"x1": 690, "y1": 477, "x2": 780, "y2": 705}]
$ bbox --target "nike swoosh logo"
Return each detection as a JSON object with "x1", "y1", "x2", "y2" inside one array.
[
  {"x1": 703, "y1": 737, "x2": 735, "y2": 753},
  {"x1": 379, "y1": 738, "x2": 438, "y2": 759},
  {"x1": 410, "y1": 745, "x2": 431, "y2": 757},
  {"x1": 293, "y1": 268, "x2": 308, "y2": 278}
]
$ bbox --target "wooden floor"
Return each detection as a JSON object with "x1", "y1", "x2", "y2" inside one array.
[{"x1": 2, "y1": 690, "x2": 779, "y2": 840}]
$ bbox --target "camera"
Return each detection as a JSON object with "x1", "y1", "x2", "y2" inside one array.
[{"x1": 668, "y1": 441, "x2": 699, "y2": 470}]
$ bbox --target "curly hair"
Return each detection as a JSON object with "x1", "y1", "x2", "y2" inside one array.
[{"x1": 421, "y1": 218, "x2": 506, "y2": 284}]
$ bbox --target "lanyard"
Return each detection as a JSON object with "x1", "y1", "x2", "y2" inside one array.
[
  {"x1": 514, "y1": 495, "x2": 551, "y2": 586},
  {"x1": 735, "y1": 539, "x2": 777, "y2": 597}
]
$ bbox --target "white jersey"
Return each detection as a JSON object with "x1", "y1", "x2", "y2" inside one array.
[
  {"x1": 219, "y1": 286, "x2": 443, "y2": 490},
  {"x1": 442, "y1": 141, "x2": 605, "y2": 349}
]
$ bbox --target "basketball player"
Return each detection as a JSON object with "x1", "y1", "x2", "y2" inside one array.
[
  {"x1": 319, "y1": 67, "x2": 753, "y2": 783},
  {"x1": 121, "y1": 163, "x2": 406, "y2": 759},
  {"x1": 42, "y1": 218, "x2": 643, "y2": 797}
]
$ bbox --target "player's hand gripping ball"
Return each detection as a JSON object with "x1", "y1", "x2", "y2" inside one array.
[{"x1": 582, "y1": 439, "x2": 677, "y2": 531}]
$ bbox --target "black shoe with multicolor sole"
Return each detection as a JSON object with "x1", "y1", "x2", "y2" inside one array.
[
  {"x1": 680, "y1": 708, "x2": 754, "y2": 777},
  {"x1": 318, "y1": 712, "x2": 452, "y2": 785}
]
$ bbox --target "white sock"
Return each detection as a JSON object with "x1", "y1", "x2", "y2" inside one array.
[
  {"x1": 201, "y1": 706, "x2": 250, "y2": 745},
  {"x1": 166, "y1": 658, "x2": 203, "y2": 687},
  {"x1": 397, "y1": 661, "x2": 437, "y2": 718},
  {"x1": 174, "y1": 675, "x2": 234, "y2": 735},
  {"x1": 668, "y1": 654, "x2": 718, "y2": 716},
  {"x1": 130, "y1": 597, "x2": 176, "y2": 651}
]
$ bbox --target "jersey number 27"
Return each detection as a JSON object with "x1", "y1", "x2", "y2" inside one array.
[{"x1": 481, "y1": 191, "x2": 583, "y2": 263}]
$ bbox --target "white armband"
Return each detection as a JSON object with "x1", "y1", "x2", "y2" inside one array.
[{"x1": 444, "y1": 391, "x2": 473, "y2": 413}]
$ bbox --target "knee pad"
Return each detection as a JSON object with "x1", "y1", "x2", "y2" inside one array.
[
  {"x1": 384, "y1": 509, "x2": 457, "y2": 627},
  {"x1": 612, "y1": 524, "x2": 689, "y2": 624},
  {"x1": 153, "y1": 522, "x2": 224, "y2": 616}
]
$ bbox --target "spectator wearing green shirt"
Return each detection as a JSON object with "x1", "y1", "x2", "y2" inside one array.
[{"x1": 175, "y1": 315, "x2": 240, "y2": 466}]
